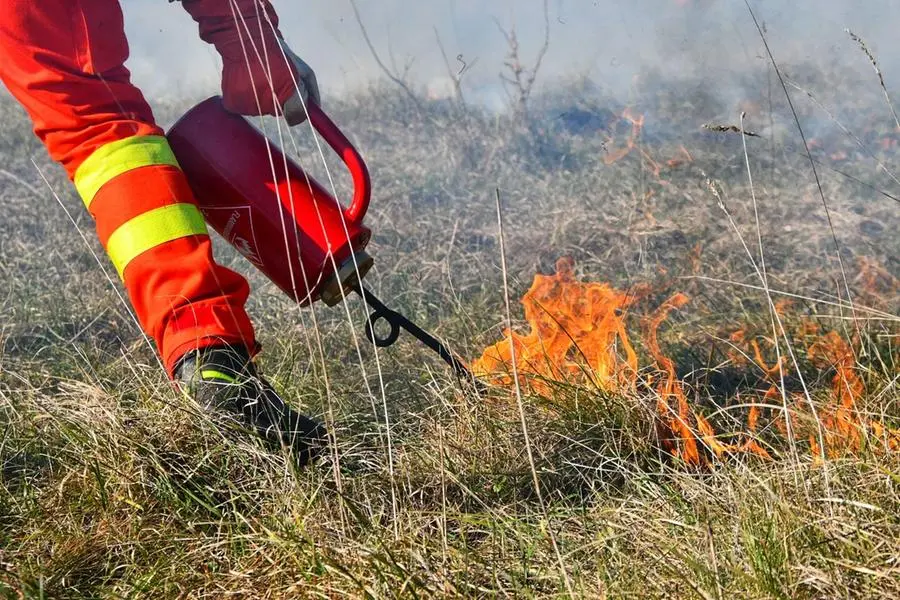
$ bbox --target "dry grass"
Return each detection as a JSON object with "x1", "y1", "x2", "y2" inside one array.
[{"x1": 0, "y1": 54, "x2": 898, "y2": 598}]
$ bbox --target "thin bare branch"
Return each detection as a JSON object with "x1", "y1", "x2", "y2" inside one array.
[
  {"x1": 348, "y1": 0, "x2": 421, "y2": 108},
  {"x1": 494, "y1": 0, "x2": 551, "y2": 119},
  {"x1": 433, "y1": 26, "x2": 466, "y2": 106}
]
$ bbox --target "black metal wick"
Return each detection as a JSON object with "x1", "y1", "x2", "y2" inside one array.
[{"x1": 352, "y1": 285, "x2": 480, "y2": 389}]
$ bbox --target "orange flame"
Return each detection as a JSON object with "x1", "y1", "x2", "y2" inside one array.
[
  {"x1": 645, "y1": 292, "x2": 772, "y2": 465},
  {"x1": 471, "y1": 257, "x2": 647, "y2": 396},
  {"x1": 729, "y1": 321, "x2": 900, "y2": 462},
  {"x1": 855, "y1": 255, "x2": 899, "y2": 306},
  {"x1": 603, "y1": 109, "x2": 693, "y2": 183},
  {"x1": 472, "y1": 256, "x2": 899, "y2": 466},
  {"x1": 603, "y1": 109, "x2": 644, "y2": 165},
  {"x1": 805, "y1": 329, "x2": 899, "y2": 459}
]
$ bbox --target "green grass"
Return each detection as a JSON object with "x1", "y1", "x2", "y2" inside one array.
[{"x1": 1, "y1": 54, "x2": 898, "y2": 598}]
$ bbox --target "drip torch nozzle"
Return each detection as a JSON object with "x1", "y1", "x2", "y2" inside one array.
[{"x1": 352, "y1": 286, "x2": 483, "y2": 392}]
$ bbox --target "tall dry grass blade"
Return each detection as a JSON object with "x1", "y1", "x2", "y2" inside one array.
[
  {"x1": 701, "y1": 170, "x2": 828, "y2": 485},
  {"x1": 494, "y1": 187, "x2": 575, "y2": 599},
  {"x1": 783, "y1": 76, "x2": 900, "y2": 191},
  {"x1": 683, "y1": 277, "x2": 898, "y2": 322},
  {"x1": 743, "y1": 0, "x2": 859, "y2": 344},
  {"x1": 738, "y1": 111, "x2": 800, "y2": 467},
  {"x1": 254, "y1": 2, "x2": 400, "y2": 532},
  {"x1": 703, "y1": 125, "x2": 900, "y2": 205},
  {"x1": 845, "y1": 28, "x2": 900, "y2": 132}
]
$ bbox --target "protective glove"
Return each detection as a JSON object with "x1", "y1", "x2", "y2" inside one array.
[
  {"x1": 177, "y1": 0, "x2": 320, "y2": 125},
  {"x1": 276, "y1": 38, "x2": 321, "y2": 125}
]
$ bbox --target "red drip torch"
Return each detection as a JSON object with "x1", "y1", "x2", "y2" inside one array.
[{"x1": 166, "y1": 97, "x2": 473, "y2": 384}]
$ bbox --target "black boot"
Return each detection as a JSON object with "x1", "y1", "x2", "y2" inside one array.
[{"x1": 173, "y1": 344, "x2": 328, "y2": 467}]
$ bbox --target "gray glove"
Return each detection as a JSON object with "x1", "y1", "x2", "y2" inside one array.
[{"x1": 278, "y1": 38, "x2": 321, "y2": 126}]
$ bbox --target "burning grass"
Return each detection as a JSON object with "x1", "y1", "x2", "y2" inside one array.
[{"x1": 472, "y1": 256, "x2": 899, "y2": 468}]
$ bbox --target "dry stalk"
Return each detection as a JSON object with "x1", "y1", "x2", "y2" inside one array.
[
  {"x1": 494, "y1": 187, "x2": 574, "y2": 599},
  {"x1": 701, "y1": 163, "x2": 829, "y2": 496},
  {"x1": 783, "y1": 76, "x2": 900, "y2": 190},
  {"x1": 742, "y1": 0, "x2": 859, "y2": 358},
  {"x1": 845, "y1": 28, "x2": 900, "y2": 132}
]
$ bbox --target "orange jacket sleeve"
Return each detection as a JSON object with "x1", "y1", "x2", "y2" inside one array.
[{"x1": 177, "y1": 0, "x2": 300, "y2": 119}]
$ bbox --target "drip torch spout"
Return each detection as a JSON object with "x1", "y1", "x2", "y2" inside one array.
[{"x1": 352, "y1": 286, "x2": 482, "y2": 391}]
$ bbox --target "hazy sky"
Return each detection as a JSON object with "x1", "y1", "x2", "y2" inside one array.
[{"x1": 121, "y1": 1, "x2": 897, "y2": 109}]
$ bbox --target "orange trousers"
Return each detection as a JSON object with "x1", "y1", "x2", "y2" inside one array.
[{"x1": 0, "y1": 0, "x2": 257, "y2": 376}]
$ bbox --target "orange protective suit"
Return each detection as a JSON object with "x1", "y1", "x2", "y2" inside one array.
[{"x1": 0, "y1": 0, "x2": 303, "y2": 376}]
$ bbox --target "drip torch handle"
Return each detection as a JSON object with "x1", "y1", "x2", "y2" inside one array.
[
  {"x1": 352, "y1": 286, "x2": 485, "y2": 394},
  {"x1": 305, "y1": 103, "x2": 371, "y2": 226}
]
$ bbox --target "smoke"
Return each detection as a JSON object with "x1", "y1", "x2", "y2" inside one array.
[{"x1": 123, "y1": 0, "x2": 897, "y2": 113}]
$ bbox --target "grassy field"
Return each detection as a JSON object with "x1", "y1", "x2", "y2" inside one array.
[{"x1": 1, "y1": 50, "x2": 898, "y2": 598}]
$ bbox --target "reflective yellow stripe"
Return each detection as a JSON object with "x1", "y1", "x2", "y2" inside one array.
[
  {"x1": 74, "y1": 135, "x2": 181, "y2": 209},
  {"x1": 201, "y1": 370, "x2": 238, "y2": 384},
  {"x1": 106, "y1": 203, "x2": 208, "y2": 279}
]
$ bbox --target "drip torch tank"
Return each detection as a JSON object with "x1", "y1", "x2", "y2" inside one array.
[{"x1": 166, "y1": 96, "x2": 373, "y2": 306}]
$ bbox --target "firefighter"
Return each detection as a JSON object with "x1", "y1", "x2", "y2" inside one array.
[{"x1": 0, "y1": 0, "x2": 328, "y2": 466}]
